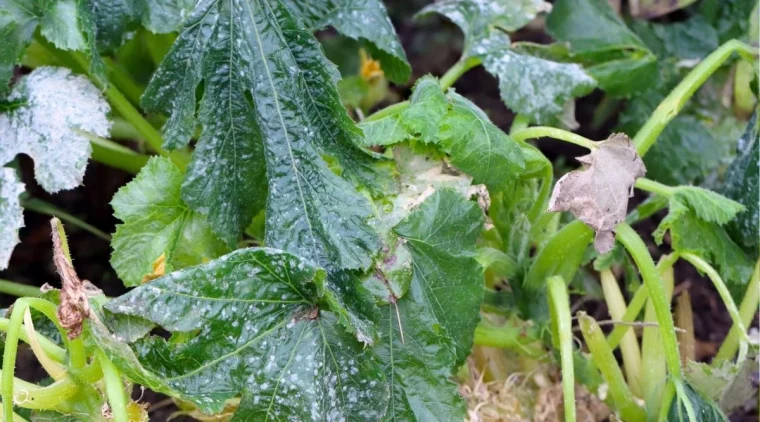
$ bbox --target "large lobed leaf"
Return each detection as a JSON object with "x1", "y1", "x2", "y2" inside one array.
[
  {"x1": 417, "y1": 0, "x2": 595, "y2": 125},
  {"x1": 141, "y1": 0, "x2": 383, "y2": 269},
  {"x1": 283, "y1": 0, "x2": 410, "y2": 83},
  {"x1": 98, "y1": 247, "x2": 390, "y2": 417},
  {"x1": 0, "y1": 67, "x2": 110, "y2": 193},
  {"x1": 110, "y1": 157, "x2": 229, "y2": 286}
]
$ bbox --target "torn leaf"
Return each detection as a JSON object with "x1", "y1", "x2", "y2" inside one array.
[
  {"x1": 548, "y1": 134, "x2": 646, "y2": 253},
  {"x1": 0, "y1": 67, "x2": 111, "y2": 193},
  {"x1": 0, "y1": 168, "x2": 25, "y2": 270}
]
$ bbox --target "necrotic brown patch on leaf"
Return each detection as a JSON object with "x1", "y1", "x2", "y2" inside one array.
[
  {"x1": 548, "y1": 133, "x2": 646, "y2": 253},
  {"x1": 51, "y1": 218, "x2": 90, "y2": 339}
]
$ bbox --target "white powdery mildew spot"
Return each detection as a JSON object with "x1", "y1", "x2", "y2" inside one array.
[
  {"x1": 0, "y1": 168, "x2": 25, "y2": 270},
  {"x1": 0, "y1": 67, "x2": 111, "y2": 193}
]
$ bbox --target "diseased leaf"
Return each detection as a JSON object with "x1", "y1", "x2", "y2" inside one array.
[
  {"x1": 110, "y1": 157, "x2": 229, "y2": 287},
  {"x1": 283, "y1": 0, "x2": 410, "y2": 83},
  {"x1": 0, "y1": 0, "x2": 104, "y2": 92},
  {"x1": 418, "y1": 0, "x2": 595, "y2": 124},
  {"x1": 720, "y1": 111, "x2": 759, "y2": 250},
  {"x1": 375, "y1": 189, "x2": 483, "y2": 421},
  {"x1": 141, "y1": 0, "x2": 383, "y2": 267},
  {"x1": 0, "y1": 67, "x2": 110, "y2": 193},
  {"x1": 548, "y1": 134, "x2": 646, "y2": 253},
  {"x1": 631, "y1": 16, "x2": 719, "y2": 60},
  {"x1": 0, "y1": 168, "x2": 24, "y2": 270},
  {"x1": 99, "y1": 248, "x2": 389, "y2": 416},
  {"x1": 438, "y1": 92, "x2": 525, "y2": 190}
]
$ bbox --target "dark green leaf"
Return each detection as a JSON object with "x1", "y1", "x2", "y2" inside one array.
[
  {"x1": 698, "y1": 0, "x2": 758, "y2": 43},
  {"x1": 720, "y1": 111, "x2": 759, "y2": 250},
  {"x1": 375, "y1": 189, "x2": 483, "y2": 420},
  {"x1": 545, "y1": 0, "x2": 657, "y2": 96},
  {"x1": 438, "y1": 92, "x2": 525, "y2": 189},
  {"x1": 654, "y1": 200, "x2": 753, "y2": 290},
  {"x1": 90, "y1": 0, "x2": 194, "y2": 51},
  {"x1": 110, "y1": 157, "x2": 229, "y2": 286},
  {"x1": 670, "y1": 186, "x2": 745, "y2": 225},
  {"x1": 141, "y1": 0, "x2": 383, "y2": 267},
  {"x1": 631, "y1": 16, "x2": 719, "y2": 60},
  {"x1": 668, "y1": 383, "x2": 728, "y2": 422},
  {"x1": 400, "y1": 76, "x2": 449, "y2": 144},
  {"x1": 393, "y1": 188, "x2": 484, "y2": 362},
  {"x1": 283, "y1": 0, "x2": 410, "y2": 83},
  {"x1": 99, "y1": 248, "x2": 389, "y2": 416}
]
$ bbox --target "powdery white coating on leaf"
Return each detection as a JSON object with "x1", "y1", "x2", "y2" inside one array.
[
  {"x1": 548, "y1": 133, "x2": 646, "y2": 253},
  {"x1": 0, "y1": 168, "x2": 25, "y2": 270},
  {"x1": 0, "y1": 67, "x2": 111, "y2": 193}
]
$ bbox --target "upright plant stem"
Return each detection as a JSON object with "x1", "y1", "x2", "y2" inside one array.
[
  {"x1": 547, "y1": 276, "x2": 575, "y2": 422},
  {"x1": 579, "y1": 312, "x2": 646, "y2": 422},
  {"x1": 600, "y1": 269, "x2": 643, "y2": 398},
  {"x1": 640, "y1": 262, "x2": 673, "y2": 413},
  {"x1": 511, "y1": 127, "x2": 598, "y2": 150},
  {"x1": 716, "y1": 259, "x2": 760, "y2": 362},
  {"x1": 509, "y1": 114, "x2": 530, "y2": 135},
  {"x1": 363, "y1": 100, "x2": 409, "y2": 122},
  {"x1": 633, "y1": 40, "x2": 758, "y2": 156},
  {"x1": 0, "y1": 318, "x2": 65, "y2": 362},
  {"x1": 616, "y1": 224, "x2": 682, "y2": 380},
  {"x1": 98, "y1": 350, "x2": 128, "y2": 422},
  {"x1": 81, "y1": 130, "x2": 149, "y2": 174}
]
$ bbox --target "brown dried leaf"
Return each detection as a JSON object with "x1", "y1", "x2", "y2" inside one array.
[
  {"x1": 51, "y1": 218, "x2": 90, "y2": 339},
  {"x1": 548, "y1": 134, "x2": 646, "y2": 253}
]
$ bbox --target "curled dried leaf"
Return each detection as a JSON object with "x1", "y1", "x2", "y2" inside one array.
[
  {"x1": 548, "y1": 134, "x2": 646, "y2": 253},
  {"x1": 51, "y1": 218, "x2": 90, "y2": 339}
]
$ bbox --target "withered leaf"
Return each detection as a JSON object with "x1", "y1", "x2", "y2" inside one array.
[
  {"x1": 548, "y1": 134, "x2": 646, "y2": 253},
  {"x1": 51, "y1": 218, "x2": 90, "y2": 339}
]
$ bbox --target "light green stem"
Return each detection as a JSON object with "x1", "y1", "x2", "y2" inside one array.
[
  {"x1": 600, "y1": 269, "x2": 643, "y2": 398},
  {"x1": 579, "y1": 312, "x2": 646, "y2": 422},
  {"x1": 640, "y1": 262, "x2": 673, "y2": 413},
  {"x1": 633, "y1": 40, "x2": 758, "y2": 156},
  {"x1": 98, "y1": 349, "x2": 128, "y2": 422},
  {"x1": 3, "y1": 299, "x2": 31, "y2": 419},
  {"x1": 511, "y1": 127, "x2": 598, "y2": 150},
  {"x1": 473, "y1": 322, "x2": 545, "y2": 358},
  {"x1": 0, "y1": 318, "x2": 66, "y2": 362},
  {"x1": 103, "y1": 58, "x2": 144, "y2": 107},
  {"x1": 439, "y1": 56, "x2": 482, "y2": 90},
  {"x1": 363, "y1": 100, "x2": 409, "y2": 122},
  {"x1": 22, "y1": 198, "x2": 111, "y2": 241},
  {"x1": 81, "y1": 130, "x2": 149, "y2": 174},
  {"x1": 616, "y1": 224, "x2": 682, "y2": 380},
  {"x1": 547, "y1": 276, "x2": 575, "y2": 422},
  {"x1": 0, "y1": 279, "x2": 41, "y2": 298},
  {"x1": 509, "y1": 114, "x2": 530, "y2": 135},
  {"x1": 634, "y1": 178, "x2": 675, "y2": 197},
  {"x1": 682, "y1": 253, "x2": 751, "y2": 347},
  {"x1": 606, "y1": 254, "x2": 679, "y2": 350},
  {"x1": 715, "y1": 259, "x2": 760, "y2": 362}
]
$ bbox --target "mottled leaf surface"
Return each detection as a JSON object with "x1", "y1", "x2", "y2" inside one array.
[
  {"x1": 110, "y1": 157, "x2": 228, "y2": 287},
  {"x1": 374, "y1": 189, "x2": 483, "y2": 421},
  {"x1": 0, "y1": 67, "x2": 110, "y2": 193},
  {"x1": 100, "y1": 248, "x2": 389, "y2": 417},
  {"x1": 418, "y1": 0, "x2": 595, "y2": 124},
  {"x1": 142, "y1": 0, "x2": 382, "y2": 267},
  {"x1": 283, "y1": 0, "x2": 410, "y2": 83},
  {"x1": 0, "y1": 168, "x2": 24, "y2": 270},
  {"x1": 720, "y1": 112, "x2": 759, "y2": 250},
  {"x1": 668, "y1": 383, "x2": 728, "y2": 422},
  {"x1": 686, "y1": 358, "x2": 757, "y2": 415},
  {"x1": 548, "y1": 134, "x2": 646, "y2": 253}
]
